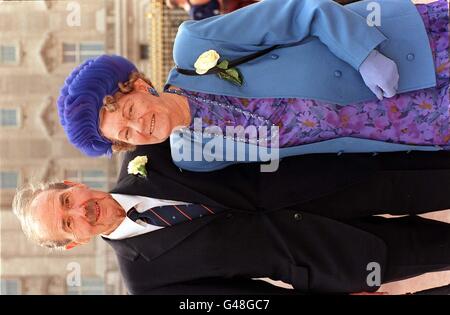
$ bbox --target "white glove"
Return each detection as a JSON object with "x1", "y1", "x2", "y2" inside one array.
[{"x1": 358, "y1": 50, "x2": 399, "y2": 101}]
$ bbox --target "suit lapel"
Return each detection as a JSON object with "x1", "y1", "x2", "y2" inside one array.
[
  {"x1": 103, "y1": 214, "x2": 221, "y2": 262},
  {"x1": 102, "y1": 236, "x2": 139, "y2": 261}
]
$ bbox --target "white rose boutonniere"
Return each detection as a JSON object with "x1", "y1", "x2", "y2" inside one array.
[
  {"x1": 194, "y1": 50, "x2": 220, "y2": 75},
  {"x1": 194, "y1": 49, "x2": 243, "y2": 86},
  {"x1": 127, "y1": 155, "x2": 148, "y2": 178}
]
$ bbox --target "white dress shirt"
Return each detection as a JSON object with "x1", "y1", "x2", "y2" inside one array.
[{"x1": 102, "y1": 194, "x2": 190, "y2": 240}]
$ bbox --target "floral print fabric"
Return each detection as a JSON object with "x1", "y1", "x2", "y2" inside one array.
[{"x1": 181, "y1": 0, "x2": 449, "y2": 149}]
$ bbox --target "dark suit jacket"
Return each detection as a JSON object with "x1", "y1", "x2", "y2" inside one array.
[{"x1": 104, "y1": 141, "x2": 450, "y2": 294}]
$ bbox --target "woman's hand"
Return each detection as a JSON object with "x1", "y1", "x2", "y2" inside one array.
[{"x1": 359, "y1": 50, "x2": 400, "y2": 101}]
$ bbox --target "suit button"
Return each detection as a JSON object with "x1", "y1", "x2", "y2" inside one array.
[
  {"x1": 406, "y1": 53, "x2": 415, "y2": 61},
  {"x1": 270, "y1": 54, "x2": 279, "y2": 60},
  {"x1": 294, "y1": 213, "x2": 303, "y2": 221},
  {"x1": 334, "y1": 70, "x2": 342, "y2": 78},
  {"x1": 226, "y1": 213, "x2": 233, "y2": 219}
]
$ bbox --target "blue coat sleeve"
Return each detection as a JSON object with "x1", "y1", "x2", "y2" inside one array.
[{"x1": 180, "y1": 0, "x2": 388, "y2": 70}]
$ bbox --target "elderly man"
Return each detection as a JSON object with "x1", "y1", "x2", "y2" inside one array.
[{"x1": 13, "y1": 141, "x2": 450, "y2": 294}]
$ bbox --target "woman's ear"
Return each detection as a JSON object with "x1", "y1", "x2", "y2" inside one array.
[{"x1": 133, "y1": 78, "x2": 151, "y2": 92}]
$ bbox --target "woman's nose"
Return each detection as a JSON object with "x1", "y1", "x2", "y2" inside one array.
[{"x1": 127, "y1": 117, "x2": 145, "y2": 132}]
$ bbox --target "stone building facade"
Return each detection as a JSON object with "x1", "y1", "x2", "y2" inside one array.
[{"x1": 0, "y1": 0, "x2": 187, "y2": 295}]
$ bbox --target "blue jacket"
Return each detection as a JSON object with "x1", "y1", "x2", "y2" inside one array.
[{"x1": 164, "y1": 0, "x2": 440, "y2": 172}]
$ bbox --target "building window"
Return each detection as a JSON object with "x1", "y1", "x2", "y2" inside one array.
[
  {"x1": 0, "y1": 171, "x2": 19, "y2": 189},
  {"x1": 140, "y1": 44, "x2": 149, "y2": 60},
  {"x1": 0, "y1": 45, "x2": 17, "y2": 64},
  {"x1": 0, "y1": 108, "x2": 20, "y2": 127},
  {"x1": 0, "y1": 279, "x2": 22, "y2": 295},
  {"x1": 66, "y1": 277, "x2": 105, "y2": 295},
  {"x1": 64, "y1": 169, "x2": 107, "y2": 190},
  {"x1": 63, "y1": 42, "x2": 105, "y2": 63}
]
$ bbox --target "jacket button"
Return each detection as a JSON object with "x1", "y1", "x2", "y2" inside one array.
[
  {"x1": 294, "y1": 213, "x2": 303, "y2": 221},
  {"x1": 270, "y1": 54, "x2": 279, "y2": 60},
  {"x1": 334, "y1": 70, "x2": 342, "y2": 78},
  {"x1": 406, "y1": 53, "x2": 415, "y2": 61}
]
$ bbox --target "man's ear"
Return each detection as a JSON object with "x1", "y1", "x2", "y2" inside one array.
[
  {"x1": 65, "y1": 241, "x2": 80, "y2": 250},
  {"x1": 65, "y1": 238, "x2": 90, "y2": 250},
  {"x1": 63, "y1": 180, "x2": 87, "y2": 189},
  {"x1": 63, "y1": 180, "x2": 79, "y2": 187},
  {"x1": 133, "y1": 78, "x2": 152, "y2": 92}
]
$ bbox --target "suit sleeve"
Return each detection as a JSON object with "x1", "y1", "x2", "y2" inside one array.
[
  {"x1": 136, "y1": 278, "x2": 306, "y2": 295},
  {"x1": 180, "y1": 0, "x2": 387, "y2": 70}
]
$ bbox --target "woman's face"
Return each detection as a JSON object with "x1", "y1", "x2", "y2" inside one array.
[{"x1": 99, "y1": 80, "x2": 173, "y2": 145}]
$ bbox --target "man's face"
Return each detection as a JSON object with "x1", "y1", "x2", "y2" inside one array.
[{"x1": 30, "y1": 182, "x2": 125, "y2": 246}]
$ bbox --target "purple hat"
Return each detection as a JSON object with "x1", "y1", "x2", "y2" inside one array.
[{"x1": 57, "y1": 55, "x2": 138, "y2": 157}]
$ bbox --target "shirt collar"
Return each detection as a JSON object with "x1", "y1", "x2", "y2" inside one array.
[
  {"x1": 101, "y1": 194, "x2": 148, "y2": 240},
  {"x1": 110, "y1": 193, "x2": 143, "y2": 212},
  {"x1": 102, "y1": 215, "x2": 149, "y2": 240}
]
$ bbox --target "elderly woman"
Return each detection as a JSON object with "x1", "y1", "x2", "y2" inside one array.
[{"x1": 57, "y1": 0, "x2": 449, "y2": 171}]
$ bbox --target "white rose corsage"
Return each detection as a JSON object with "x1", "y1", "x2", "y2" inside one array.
[
  {"x1": 127, "y1": 155, "x2": 148, "y2": 178},
  {"x1": 194, "y1": 50, "x2": 243, "y2": 86}
]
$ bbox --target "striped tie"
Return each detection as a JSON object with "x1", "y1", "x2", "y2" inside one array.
[{"x1": 127, "y1": 204, "x2": 223, "y2": 227}]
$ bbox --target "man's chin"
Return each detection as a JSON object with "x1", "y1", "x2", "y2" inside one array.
[{"x1": 98, "y1": 226, "x2": 113, "y2": 236}]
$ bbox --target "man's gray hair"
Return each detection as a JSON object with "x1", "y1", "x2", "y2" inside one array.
[{"x1": 12, "y1": 181, "x2": 72, "y2": 250}]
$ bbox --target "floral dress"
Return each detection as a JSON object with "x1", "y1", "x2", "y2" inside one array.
[{"x1": 168, "y1": 0, "x2": 449, "y2": 149}]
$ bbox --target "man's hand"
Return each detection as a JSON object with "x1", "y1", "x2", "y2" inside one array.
[{"x1": 359, "y1": 50, "x2": 399, "y2": 101}]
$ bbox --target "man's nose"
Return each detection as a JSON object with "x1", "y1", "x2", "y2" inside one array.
[{"x1": 67, "y1": 205, "x2": 87, "y2": 218}]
